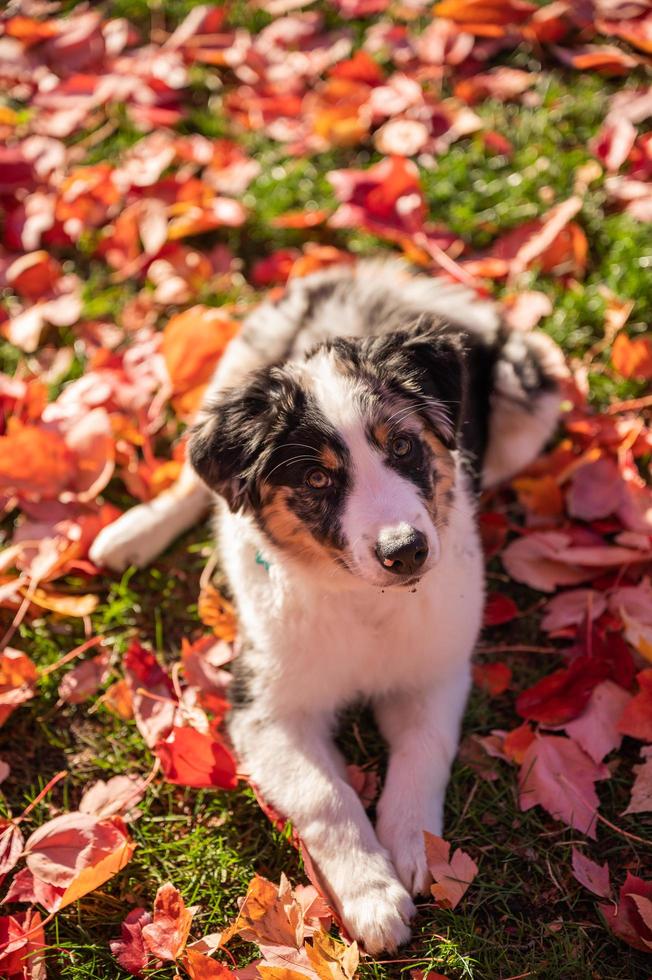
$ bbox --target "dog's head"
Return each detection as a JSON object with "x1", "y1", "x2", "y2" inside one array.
[{"x1": 189, "y1": 325, "x2": 467, "y2": 588}]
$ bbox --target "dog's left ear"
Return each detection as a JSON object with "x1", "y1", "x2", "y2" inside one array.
[
  {"x1": 366, "y1": 329, "x2": 467, "y2": 448},
  {"x1": 400, "y1": 331, "x2": 467, "y2": 447}
]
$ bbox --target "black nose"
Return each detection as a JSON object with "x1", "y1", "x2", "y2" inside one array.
[{"x1": 375, "y1": 528, "x2": 429, "y2": 576}]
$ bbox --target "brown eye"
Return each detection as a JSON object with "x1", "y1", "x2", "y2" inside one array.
[
  {"x1": 306, "y1": 468, "x2": 332, "y2": 490},
  {"x1": 391, "y1": 435, "x2": 412, "y2": 458}
]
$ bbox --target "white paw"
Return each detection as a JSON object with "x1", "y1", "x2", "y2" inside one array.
[
  {"x1": 335, "y1": 854, "x2": 415, "y2": 954},
  {"x1": 89, "y1": 509, "x2": 163, "y2": 571},
  {"x1": 376, "y1": 819, "x2": 432, "y2": 896},
  {"x1": 376, "y1": 798, "x2": 443, "y2": 896}
]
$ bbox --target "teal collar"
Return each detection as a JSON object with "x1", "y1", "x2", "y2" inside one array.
[{"x1": 255, "y1": 551, "x2": 271, "y2": 573}]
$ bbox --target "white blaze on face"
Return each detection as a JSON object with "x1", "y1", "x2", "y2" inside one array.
[{"x1": 304, "y1": 350, "x2": 440, "y2": 584}]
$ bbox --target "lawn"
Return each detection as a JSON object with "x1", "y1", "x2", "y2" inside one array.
[{"x1": 1, "y1": 1, "x2": 652, "y2": 978}]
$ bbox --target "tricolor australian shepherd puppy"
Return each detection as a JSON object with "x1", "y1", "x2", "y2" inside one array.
[{"x1": 91, "y1": 260, "x2": 566, "y2": 953}]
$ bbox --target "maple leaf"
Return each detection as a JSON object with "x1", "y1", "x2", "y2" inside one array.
[
  {"x1": 198, "y1": 585, "x2": 238, "y2": 642},
  {"x1": 472, "y1": 661, "x2": 512, "y2": 696},
  {"x1": 564, "y1": 680, "x2": 631, "y2": 764},
  {"x1": 618, "y1": 669, "x2": 652, "y2": 741},
  {"x1": 0, "y1": 419, "x2": 74, "y2": 497},
  {"x1": 3, "y1": 867, "x2": 64, "y2": 913},
  {"x1": 611, "y1": 333, "x2": 652, "y2": 380},
  {"x1": 571, "y1": 848, "x2": 612, "y2": 899},
  {"x1": 142, "y1": 883, "x2": 196, "y2": 961},
  {"x1": 110, "y1": 908, "x2": 152, "y2": 975},
  {"x1": 0, "y1": 819, "x2": 24, "y2": 877},
  {"x1": 124, "y1": 641, "x2": 176, "y2": 748},
  {"x1": 0, "y1": 648, "x2": 38, "y2": 727},
  {"x1": 423, "y1": 833, "x2": 478, "y2": 910},
  {"x1": 518, "y1": 734, "x2": 610, "y2": 837},
  {"x1": 58, "y1": 651, "x2": 110, "y2": 704},
  {"x1": 624, "y1": 746, "x2": 652, "y2": 815},
  {"x1": 483, "y1": 592, "x2": 518, "y2": 627},
  {"x1": 156, "y1": 726, "x2": 238, "y2": 790},
  {"x1": 0, "y1": 909, "x2": 46, "y2": 980},
  {"x1": 599, "y1": 873, "x2": 652, "y2": 952},
  {"x1": 79, "y1": 774, "x2": 147, "y2": 821},
  {"x1": 183, "y1": 948, "x2": 236, "y2": 978},
  {"x1": 23, "y1": 812, "x2": 135, "y2": 908}
]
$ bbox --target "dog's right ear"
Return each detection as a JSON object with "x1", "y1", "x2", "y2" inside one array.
[{"x1": 189, "y1": 370, "x2": 277, "y2": 512}]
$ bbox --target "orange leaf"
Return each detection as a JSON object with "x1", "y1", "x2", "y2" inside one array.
[
  {"x1": 184, "y1": 948, "x2": 236, "y2": 978},
  {"x1": 512, "y1": 474, "x2": 564, "y2": 517},
  {"x1": 472, "y1": 662, "x2": 512, "y2": 696},
  {"x1": 58, "y1": 819, "x2": 136, "y2": 909},
  {"x1": 162, "y1": 307, "x2": 240, "y2": 398},
  {"x1": 0, "y1": 648, "x2": 38, "y2": 727},
  {"x1": 142, "y1": 883, "x2": 195, "y2": 961},
  {"x1": 433, "y1": 0, "x2": 535, "y2": 27},
  {"x1": 611, "y1": 333, "x2": 652, "y2": 380},
  {"x1": 0, "y1": 419, "x2": 74, "y2": 497},
  {"x1": 198, "y1": 585, "x2": 238, "y2": 642}
]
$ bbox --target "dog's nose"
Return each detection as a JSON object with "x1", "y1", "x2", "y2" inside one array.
[{"x1": 375, "y1": 527, "x2": 429, "y2": 576}]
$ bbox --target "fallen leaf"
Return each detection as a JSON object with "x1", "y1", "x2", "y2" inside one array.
[
  {"x1": 424, "y1": 832, "x2": 478, "y2": 910},
  {"x1": 111, "y1": 908, "x2": 152, "y2": 976},
  {"x1": 599, "y1": 873, "x2": 652, "y2": 952},
  {"x1": 624, "y1": 746, "x2": 652, "y2": 815},
  {"x1": 571, "y1": 848, "x2": 612, "y2": 899},
  {"x1": 156, "y1": 727, "x2": 238, "y2": 790},
  {"x1": 564, "y1": 680, "x2": 632, "y2": 764},
  {"x1": 611, "y1": 333, "x2": 652, "y2": 380},
  {"x1": 142, "y1": 882, "x2": 196, "y2": 961},
  {"x1": 79, "y1": 774, "x2": 147, "y2": 820},
  {"x1": 184, "y1": 948, "x2": 237, "y2": 978},
  {"x1": 58, "y1": 651, "x2": 110, "y2": 704},
  {"x1": 483, "y1": 592, "x2": 518, "y2": 626},
  {"x1": 618, "y1": 669, "x2": 652, "y2": 742},
  {"x1": 518, "y1": 734, "x2": 609, "y2": 837},
  {"x1": 472, "y1": 661, "x2": 512, "y2": 696}
]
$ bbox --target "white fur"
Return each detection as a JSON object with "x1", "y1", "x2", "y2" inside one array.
[
  {"x1": 304, "y1": 349, "x2": 439, "y2": 585},
  {"x1": 225, "y1": 457, "x2": 482, "y2": 951}
]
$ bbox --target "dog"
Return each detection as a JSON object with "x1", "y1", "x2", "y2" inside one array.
[{"x1": 90, "y1": 259, "x2": 566, "y2": 953}]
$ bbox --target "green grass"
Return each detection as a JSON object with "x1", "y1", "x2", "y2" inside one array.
[{"x1": 2, "y1": 1, "x2": 652, "y2": 978}]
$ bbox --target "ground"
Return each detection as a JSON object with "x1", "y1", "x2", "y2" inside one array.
[{"x1": 1, "y1": 1, "x2": 652, "y2": 978}]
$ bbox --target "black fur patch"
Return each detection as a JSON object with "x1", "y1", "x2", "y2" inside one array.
[{"x1": 189, "y1": 366, "x2": 352, "y2": 555}]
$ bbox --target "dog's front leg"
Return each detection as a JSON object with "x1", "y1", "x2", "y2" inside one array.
[
  {"x1": 230, "y1": 707, "x2": 415, "y2": 954},
  {"x1": 374, "y1": 666, "x2": 471, "y2": 895}
]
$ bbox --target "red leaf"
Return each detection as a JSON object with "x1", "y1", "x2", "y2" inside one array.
[
  {"x1": 599, "y1": 873, "x2": 652, "y2": 952},
  {"x1": 618, "y1": 669, "x2": 652, "y2": 742},
  {"x1": 156, "y1": 727, "x2": 238, "y2": 790},
  {"x1": 0, "y1": 909, "x2": 46, "y2": 979},
  {"x1": 472, "y1": 662, "x2": 512, "y2": 696},
  {"x1": 3, "y1": 867, "x2": 64, "y2": 913},
  {"x1": 0, "y1": 820, "x2": 24, "y2": 877},
  {"x1": 518, "y1": 734, "x2": 609, "y2": 837},
  {"x1": 58, "y1": 651, "x2": 110, "y2": 704},
  {"x1": 111, "y1": 908, "x2": 153, "y2": 975},
  {"x1": 571, "y1": 848, "x2": 611, "y2": 899},
  {"x1": 625, "y1": 746, "x2": 652, "y2": 815},
  {"x1": 483, "y1": 593, "x2": 518, "y2": 626},
  {"x1": 142, "y1": 883, "x2": 195, "y2": 961}
]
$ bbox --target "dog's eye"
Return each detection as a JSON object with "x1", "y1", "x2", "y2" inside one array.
[
  {"x1": 305, "y1": 468, "x2": 332, "y2": 490},
  {"x1": 390, "y1": 435, "x2": 413, "y2": 458}
]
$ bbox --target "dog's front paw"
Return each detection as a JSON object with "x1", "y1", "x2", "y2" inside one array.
[
  {"x1": 335, "y1": 854, "x2": 415, "y2": 955},
  {"x1": 376, "y1": 821, "x2": 431, "y2": 896},
  {"x1": 376, "y1": 801, "x2": 442, "y2": 896}
]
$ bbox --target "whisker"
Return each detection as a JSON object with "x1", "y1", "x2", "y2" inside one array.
[{"x1": 265, "y1": 454, "x2": 322, "y2": 479}]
